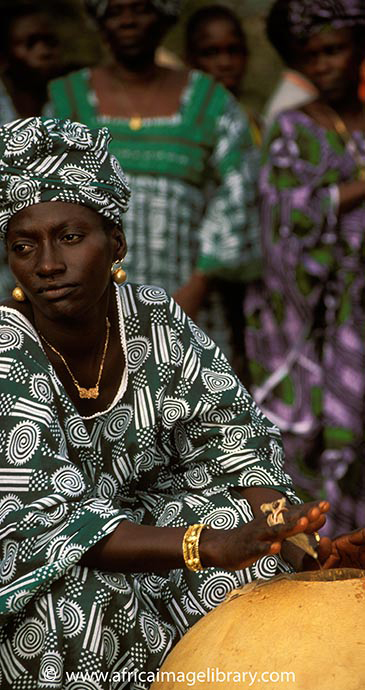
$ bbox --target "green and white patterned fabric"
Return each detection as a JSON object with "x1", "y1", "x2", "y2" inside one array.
[
  {"x1": 0, "y1": 117, "x2": 130, "y2": 240},
  {"x1": 0, "y1": 283, "x2": 298, "y2": 689}
]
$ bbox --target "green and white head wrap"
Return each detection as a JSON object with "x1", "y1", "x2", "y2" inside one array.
[
  {"x1": 0, "y1": 117, "x2": 131, "y2": 240},
  {"x1": 85, "y1": 0, "x2": 182, "y2": 19}
]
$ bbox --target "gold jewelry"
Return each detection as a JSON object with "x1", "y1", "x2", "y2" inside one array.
[
  {"x1": 324, "y1": 105, "x2": 365, "y2": 181},
  {"x1": 39, "y1": 317, "x2": 111, "y2": 399},
  {"x1": 111, "y1": 259, "x2": 127, "y2": 285},
  {"x1": 12, "y1": 285, "x2": 26, "y2": 302},
  {"x1": 129, "y1": 116, "x2": 143, "y2": 131},
  {"x1": 260, "y1": 498, "x2": 288, "y2": 526},
  {"x1": 182, "y1": 523, "x2": 210, "y2": 572},
  {"x1": 313, "y1": 531, "x2": 321, "y2": 543}
]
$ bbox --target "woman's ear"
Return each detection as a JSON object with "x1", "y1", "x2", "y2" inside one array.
[{"x1": 111, "y1": 225, "x2": 127, "y2": 260}]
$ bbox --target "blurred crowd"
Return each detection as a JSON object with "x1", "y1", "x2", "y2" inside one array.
[{"x1": 0, "y1": 0, "x2": 364, "y2": 536}]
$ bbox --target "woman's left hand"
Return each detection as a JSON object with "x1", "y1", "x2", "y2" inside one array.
[{"x1": 318, "y1": 528, "x2": 365, "y2": 570}]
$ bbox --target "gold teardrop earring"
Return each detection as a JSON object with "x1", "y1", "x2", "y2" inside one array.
[
  {"x1": 12, "y1": 284, "x2": 26, "y2": 302},
  {"x1": 111, "y1": 258, "x2": 127, "y2": 285}
]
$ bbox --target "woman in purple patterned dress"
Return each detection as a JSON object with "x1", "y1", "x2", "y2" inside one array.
[{"x1": 245, "y1": 0, "x2": 365, "y2": 535}]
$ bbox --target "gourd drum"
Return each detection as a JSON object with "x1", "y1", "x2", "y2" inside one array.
[{"x1": 151, "y1": 569, "x2": 365, "y2": 690}]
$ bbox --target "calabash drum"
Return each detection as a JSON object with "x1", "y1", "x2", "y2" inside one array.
[{"x1": 151, "y1": 569, "x2": 365, "y2": 690}]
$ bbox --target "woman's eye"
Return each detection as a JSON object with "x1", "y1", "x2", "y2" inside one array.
[
  {"x1": 12, "y1": 243, "x2": 32, "y2": 254},
  {"x1": 62, "y1": 233, "x2": 82, "y2": 242}
]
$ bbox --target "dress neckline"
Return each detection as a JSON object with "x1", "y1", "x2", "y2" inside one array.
[
  {"x1": 0, "y1": 283, "x2": 129, "y2": 421},
  {"x1": 84, "y1": 68, "x2": 198, "y2": 127}
]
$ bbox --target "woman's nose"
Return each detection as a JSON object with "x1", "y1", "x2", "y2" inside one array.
[{"x1": 36, "y1": 243, "x2": 66, "y2": 276}]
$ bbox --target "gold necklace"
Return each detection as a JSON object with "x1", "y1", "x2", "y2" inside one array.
[
  {"x1": 325, "y1": 105, "x2": 365, "y2": 181},
  {"x1": 39, "y1": 317, "x2": 111, "y2": 399}
]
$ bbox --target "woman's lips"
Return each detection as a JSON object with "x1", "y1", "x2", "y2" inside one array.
[{"x1": 39, "y1": 284, "x2": 77, "y2": 300}]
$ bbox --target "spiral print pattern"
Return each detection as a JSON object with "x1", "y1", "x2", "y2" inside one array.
[
  {"x1": 239, "y1": 466, "x2": 276, "y2": 487},
  {"x1": 6, "y1": 589, "x2": 33, "y2": 614},
  {"x1": 127, "y1": 337, "x2": 151, "y2": 372},
  {"x1": 0, "y1": 540, "x2": 18, "y2": 583},
  {"x1": 13, "y1": 618, "x2": 45, "y2": 658},
  {"x1": 51, "y1": 467, "x2": 85, "y2": 497},
  {"x1": 201, "y1": 369, "x2": 236, "y2": 393},
  {"x1": 103, "y1": 405, "x2": 133, "y2": 440},
  {"x1": 0, "y1": 326, "x2": 23, "y2": 352},
  {"x1": 95, "y1": 571, "x2": 132, "y2": 593},
  {"x1": 59, "y1": 164, "x2": 95, "y2": 186},
  {"x1": 202, "y1": 408, "x2": 235, "y2": 424},
  {"x1": 56, "y1": 599, "x2": 85, "y2": 638},
  {"x1": 189, "y1": 321, "x2": 215, "y2": 349},
  {"x1": 103, "y1": 626, "x2": 120, "y2": 665},
  {"x1": 205, "y1": 507, "x2": 239, "y2": 529},
  {"x1": 156, "y1": 501, "x2": 182, "y2": 526},
  {"x1": 96, "y1": 473, "x2": 119, "y2": 499},
  {"x1": 39, "y1": 652, "x2": 63, "y2": 686},
  {"x1": 29, "y1": 374, "x2": 53, "y2": 403},
  {"x1": 7, "y1": 177, "x2": 40, "y2": 203},
  {"x1": 6, "y1": 421, "x2": 41, "y2": 466},
  {"x1": 174, "y1": 424, "x2": 191, "y2": 456},
  {"x1": 221, "y1": 426, "x2": 250, "y2": 450},
  {"x1": 134, "y1": 450, "x2": 156, "y2": 473},
  {"x1": 139, "y1": 612, "x2": 166, "y2": 653},
  {"x1": 80, "y1": 187, "x2": 109, "y2": 206},
  {"x1": 198, "y1": 572, "x2": 238, "y2": 610},
  {"x1": 5, "y1": 126, "x2": 37, "y2": 156},
  {"x1": 252, "y1": 555, "x2": 280, "y2": 580},
  {"x1": 65, "y1": 416, "x2": 90, "y2": 447},
  {"x1": 61, "y1": 121, "x2": 93, "y2": 149},
  {"x1": 0, "y1": 494, "x2": 23, "y2": 524},
  {"x1": 185, "y1": 465, "x2": 211, "y2": 488},
  {"x1": 162, "y1": 397, "x2": 190, "y2": 428},
  {"x1": 137, "y1": 285, "x2": 169, "y2": 305}
]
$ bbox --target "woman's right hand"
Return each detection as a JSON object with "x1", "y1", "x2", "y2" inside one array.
[{"x1": 200, "y1": 500, "x2": 329, "y2": 571}]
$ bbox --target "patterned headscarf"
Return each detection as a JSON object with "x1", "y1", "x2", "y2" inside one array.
[
  {"x1": 288, "y1": 0, "x2": 365, "y2": 38},
  {"x1": 0, "y1": 117, "x2": 131, "y2": 240},
  {"x1": 85, "y1": 0, "x2": 182, "y2": 20}
]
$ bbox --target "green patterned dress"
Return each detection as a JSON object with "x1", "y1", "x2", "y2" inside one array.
[
  {"x1": 49, "y1": 70, "x2": 260, "y2": 362},
  {"x1": 0, "y1": 284, "x2": 297, "y2": 689}
]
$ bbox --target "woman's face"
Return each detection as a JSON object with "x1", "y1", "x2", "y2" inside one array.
[
  {"x1": 294, "y1": 28, "x2": 361, "y2": 104},
  {"x1": 7, "y1": 13, "x2": 60, "y2": 83},
  {"x1": 189, "y1": 18, "x2": 247, "y2": 95},
  {"x1": 101, "y1": 0, "x2": 168, "y2": 62},
  {"x1": 6, "y1": 202, "x2": 124, "y2": 323}
]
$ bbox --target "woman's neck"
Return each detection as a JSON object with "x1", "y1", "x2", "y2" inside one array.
[{"x1": 2, "y1": 72, "x2": 48, "y2": 118}]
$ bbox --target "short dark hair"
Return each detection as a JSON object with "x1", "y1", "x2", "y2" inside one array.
[{"x1": 185, "y1": 4, "x2": 248, "y2": 58}]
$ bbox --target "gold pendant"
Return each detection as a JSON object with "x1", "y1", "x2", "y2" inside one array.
[
  {"x1": 129, "y1": 116, "x2": 143, "y2": 131},
  {"x1": 78, "y1": 386, "x2": 99, "y2": 399}
]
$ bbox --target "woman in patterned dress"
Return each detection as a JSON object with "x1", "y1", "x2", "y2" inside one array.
[
  {"x1": 245, "y1": 0, "x2": 365, "y2": 535},
  {"x1": 49, "y1": 0, "x2": 260, "y2": 373},
  {"x1": 0, "y1": 116, "x2": 338, "y2": 689}
]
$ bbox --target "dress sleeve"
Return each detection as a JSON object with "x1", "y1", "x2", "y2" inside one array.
[
  {"x1": 196, "y1": 86, "x2": 262, "y2": 283},
  {"x1": 148, "y1": 296, "x2": 299, "y2": 504},
  {"x1": 259, "y1": 112, "x2": 339, "y2": 302},
  {"x1": 0, "y1": 314, "x2": 130, "y2": 622}
]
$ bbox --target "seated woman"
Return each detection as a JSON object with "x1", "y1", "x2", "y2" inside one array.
[
  {"x1": 245, "y1": 0, "x2": 365, "y2": 536},
  {"x1": 0, "y1": 116, "x2": 361, "y2": 689}
]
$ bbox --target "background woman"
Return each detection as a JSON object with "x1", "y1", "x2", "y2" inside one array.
[
  {"x1": 245, "y1": 0, "x2": 365, "y2": 535},
  {"x1": 0, "y1": 115, "x2": 336, "y2": 689},
  {"x1": 49, "y1": 0, "x2": 260, "y2": 376}
]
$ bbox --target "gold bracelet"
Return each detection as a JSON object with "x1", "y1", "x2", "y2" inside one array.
[{"x1": 182, "y1": 523, "x2": 210, "y2": 572}]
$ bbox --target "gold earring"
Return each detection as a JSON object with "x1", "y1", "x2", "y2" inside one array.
[
  {"x1": 12, "y1": 285, "x2": 26, "y2": 302},
  {"x1": 111, "y1": 259, "x2": 127, "y2": 285}
]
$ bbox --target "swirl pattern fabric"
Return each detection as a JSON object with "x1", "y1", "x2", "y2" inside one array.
[
  {"x1": 0, "y1": 117, "x2": 131, "y2": 239},
  {"x1": 0, "y1": 283, "x2": 298, "y2": 689}
]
